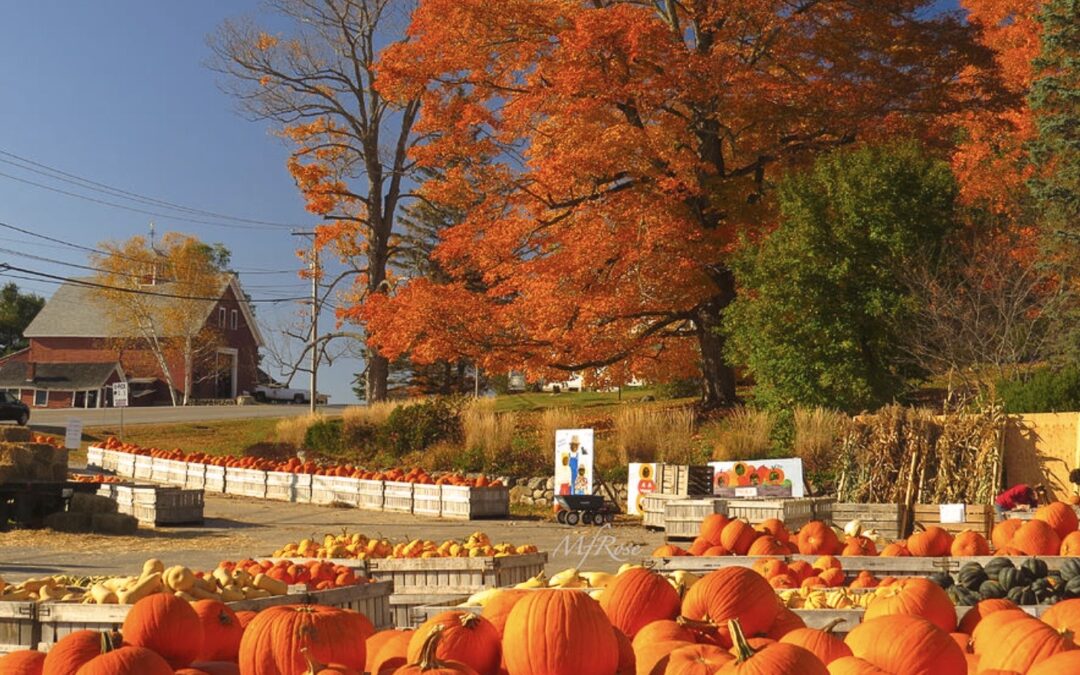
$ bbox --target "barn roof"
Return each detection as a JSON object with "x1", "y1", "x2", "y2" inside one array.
[{"x1": 0, "y1": 361, "x2": 123, "y2": 390}]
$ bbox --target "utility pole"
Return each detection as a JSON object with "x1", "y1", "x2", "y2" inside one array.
[{"x1": 292, "y1": 231, "x2": 319, "y2": 414}]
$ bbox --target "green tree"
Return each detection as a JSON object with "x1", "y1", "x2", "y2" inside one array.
[
  {"x1": 0, "y1": 283, "x2": 44, "y2": 356},
  {"x1": 725, "y1": 143, "x2": 958, "y2": 412}
]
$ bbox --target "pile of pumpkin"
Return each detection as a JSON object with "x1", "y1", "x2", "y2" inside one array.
[
  {"x1": 98, "y1": 436, "x2": 501, "y2": 487},
  {"x1": 68, "y1": 473, "x2": 122, "y2": 484},
  {"x1": 8, "y1": 564, "x2": 1080, "y2": 674},
  {"x1": 657, "y1": 501, "x2": 1080, "y2": 558},
  {"x1": 270, "y1": 531, "x2": 538, "y2": 560}
]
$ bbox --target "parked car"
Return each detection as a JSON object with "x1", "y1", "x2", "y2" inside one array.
[
  {"x1": 253, "y1": 384, "x2": 328, "y2": 405},
  {"x1": 0, "y1": 390, "x2": 30, "y2": 425}
]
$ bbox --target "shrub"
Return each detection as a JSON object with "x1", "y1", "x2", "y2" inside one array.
[
  {"x1": 275, "y1": 414, "x2": 323, "y2": 449},
  {"x1": 999, "y1": 366, "x2": 1080, "y2": 413},
  {"x1": 303, "y1": 418, "x2": 343, "y2": 455},
  {"x1": 710, "y1": 407, "x2": 776, "y2": 461},
  {"x1": 614, "y1": 405, "x2": 696, "y2": 463},
  {"x1": 378, "y1": 397, "x2": 463, "y2": 456},
  {"x1": 655, "y1": 378, "x2": 701, "y2": 400}
]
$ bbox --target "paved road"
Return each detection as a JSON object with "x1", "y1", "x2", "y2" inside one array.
[{"x1": 21, "y1": 404, "x2": 346, "y2": 430}]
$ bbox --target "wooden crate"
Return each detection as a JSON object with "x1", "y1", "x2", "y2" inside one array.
[
  {"x1": 85, "y1": 446, "x2": 104, "y2": 469},
  {"x1": 725, "y1": 498, "x2": 815, "y2": 529},
  {"x1": 413, "y1": 484, "x2": 442, "y2": 517},
  {"x1": 132, "y1": 487, "x2": 204, "y2": 526},
  {"x1": 384, "y1": 481, "x2": 414, "y2": 513},
  {"x1": 440, "y1": 486, "x2": 510, "y2": 520},
  {"x1": 913, "y1": 503, "x2": 993, "y2": 539},
  {"x1": 307, "y1": 581, "x2": 394, "y2": 630},
  {"x1": 114, "y1": 454, "x2": 135, "y2": 478},
  {"x1": 204, "y1": 465, "x2": 226, "y2": 493},
  {"x1": 658, "y1": 464, "x2": 715, "y2": 497},
  {"x1": 830, "y1": 503, "x2": 907, "y2": 540},
  {"x1": 366, "y1": 552, "x2": 547, "y2": 595},
  {"x1": 164, "y1": 459, "x2": 188, "y2": 486},
  {"x1": 641, "y1": 493, "x2": 680, "y2": 529},
  {"x1": 0, "y1": 601, "x2": 37, "y2": 652},
  {"x1": 663, "y1": 498, "x2": 727, "y2": 540},
  {"x1": 809, "y1": 496, "x2": 835, "y2": 523},
  {"x1": 100, "y1": 448, "x2": 119, "y2": 472},
  {"x1": 225, "y1": 467, "x2": 267, "y2": 499},
  {"x1": 266, "y1": 471, "x2": 301, "y2": 502},
  {"x1": 133, "y1": 455, "x2": 153, "y2": 481},
  {"x1": 390, "y1": 593, "x2": 467, "y2": 629},
  {"x1": 150, "y1": 458, "x2": 171, "y2": 483},
  {"x1": 184, "y1": 462, "x2": 207, "y2": 491},
  {"x1": 330, "y1": 476, "x2": 362, "y2": 507},
  {"x1": 357, "y1": 479, "x2": 383, "y2": 511},
  {"x1": 311, "y1": 474, "x2": 336, "y2": 505}
]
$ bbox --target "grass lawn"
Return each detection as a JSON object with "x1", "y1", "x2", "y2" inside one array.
[
  {"x1": 493, "y1": 387, "x2": 662, "y2": 412},
  {"x1": 83, "y1": 417, "x2": 283, "y2": 457}
]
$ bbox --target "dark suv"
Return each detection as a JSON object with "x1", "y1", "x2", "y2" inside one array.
[{"x1": 0, "y1": 390, "x2": 30, "y2": 425}]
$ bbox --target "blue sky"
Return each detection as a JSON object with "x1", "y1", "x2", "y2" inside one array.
[{"x1": 0, "y1": 1, "x2": 965, "y2": 405}]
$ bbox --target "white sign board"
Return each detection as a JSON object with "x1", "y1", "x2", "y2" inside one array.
[
  {"x1": 64, "y1": 419, "x2": 83, "y2": 450},
  {"x1": 627, "y1": 462, "x2": 659, "y2": 514},
  {"x1": 555, "y1": 429, "x2": 594, "y2": 496},
  {"x1": 112, "y1": 382, "x2": 129, "y2": 408},
  {"x1": 709, "y1": 458, "x2": 806, "y2": 498},
  {"x1": 940, "y1": 503, "x2": 966, "y2": 524}
]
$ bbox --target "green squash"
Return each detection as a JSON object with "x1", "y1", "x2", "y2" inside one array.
[
  {"x1": 1022, "y1": 557, "x2": 1049, "y2": 579},
  {"x1": 1064, "y1": 576, "x2": 1080, "y2": 598},
  {"x1": 957, "y1": 565, "x2": 988, "y2": 591},
  {"x1": 1061, "y1": 558, "x2": 1080, "y2": 582},
  {"x1": 929, "y1": 572, "x2": 954, "y2": 589},
  {"x1": 979, "y1": 580, "x2": 1007, "y2": 599},
  {"x1": 984, "y1": 557, "x2": 1015, "y2": 578},
  {"x1": 1006, "y1": 585, "x2": 1036, "y2": 606},
  {"x1": 947, "y1": 585, "x2": 979, "y2": 607}
]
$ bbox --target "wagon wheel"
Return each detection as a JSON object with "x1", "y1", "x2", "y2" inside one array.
[
  {"x1": 556, "y1": 510, "x2": 567, "y2": 524},
  {"x1": 565, "y1": 511, "x2": 580, "y2": 526},
  {"x1": 592, "y1": 512, "x2": 606, "y2": 526}
]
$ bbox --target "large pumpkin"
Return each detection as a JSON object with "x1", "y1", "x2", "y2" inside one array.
[
  {"x1": 956, "y1": 598, "x2": 1018, "y2": 635},
  {"x1": 191, "y1": 600, "x2": 244, "y2": 663},
  {"x1": 825, "y1": 656, "x2": 889, "y2": 674},
  {"x1": 720, "y1": 520, "x2": 758, "y2": 555},
  {"x1": 370, "y1": 630, "x2": 414, "y2": 675},
  {"x1": 1011, "y1": 519, "x2": 1062, "y2": 556},
  {"x1": 863, "y1": 577, "x2": 956, "y2": 633},
  {"x1": 905, "y1": 525, "x2": 952, "y2": 557},
  {"x1": 599, "y1": 567, "x2": 681, "y2": 639},
  {"x1": 878, "y1": 543, "x2": 910, "y2": 557},
  {"x1": 797, "y1": 522, "x2": 839, "y2": 555},
  {"x1": 613, "y1": 628, "x2": 635, "y2": 675},
  {"x1": 478, "y1": 589, "x2": 529, "y2": 637},
  {"x1": 1035, "y1": 501, "x2": 1079, "y2": 539},
  {"x1": 841, "y1": 536, "x2": 877, "y2": 557},
  {"x1": 1028, "y1": 650, "x2": 1080, "y2": 675},
  {"x1": 406, "y1": 611, "x2": 500, "y2": 675},
  {"x1": 238, "y1": 605, "x2": 373, "y2": 675},
  {"x1": 714, "y1": 619, "x2": 828, "y2": 674},
  {"x1": 991, "y1": 518, "x2": 1023, "y2": 551},
  {"x1": 72, "y1": 646, "x2": 173, "y2": 675},
  {"x1": 1041, "y1": 597, "x2": 1080, "y2": 635},
  {"x1": 120, "y1": 593, "x2": 204, "y2": 669},
  {"x1": 765, "y1": 607, "x2": 806, "y2": 640},
  {"x1": 501, "y1": 589, "x2": 618, "y2": 675},
  {"x1": 44, "y1": 630, "x2": 123, "y2": 675},
  {"x1": 395, "y1": 626, "x2": 479, "y2": 675},
  {"x1": 662, "y1": 643, "x2": 733, "y2": 674},
  {"x1": 972, "y1": 609, "x2": 1075, "y2": 672},
  {"x1": 949, "y1": 530, "x2": 990, "y2": 557},
  {"x1": 779, "y1": 619, "x2": 851, "y2": 665},
  {"x1": 700, "y1": 514, "x2": 732, "y2": 545},
  {"x1": 681, "y1": 567, "x2": 780, "y2": 647},
  {"x1": 0, "y1": 650, "x2": 46, "y2": 675},
  {"x1": 758, "y1": 518, "x2": 790, "y2": 543},
  {"x1": 301, "y1": 647, "x2": 361, "y2": 675},
  {"x1": 1061, "y1": 530, "x2": 1080, "y2": 555},
  {"x1": 746, "y1": 535, "x2": 788, "y2": 557},
  {"x1": 845, "y1": 615, "x2": 966, "y2": 675},
  {"x1": 177, "y1": 664, "x2": 240, "y2": 675},
  {"x1": 631, "y1": 619, "x2": 696, "y2": 675}
]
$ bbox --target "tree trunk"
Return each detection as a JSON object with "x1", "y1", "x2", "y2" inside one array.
[
  {"x1": 696, "y1": 267, "x2": 739, "y2": 410},
  {"x1": 367, "y1": 351, "x2": 390, "y2": 402},
  {"x1": 183, "y1": 336, "x2": 193, "y2": 407}
]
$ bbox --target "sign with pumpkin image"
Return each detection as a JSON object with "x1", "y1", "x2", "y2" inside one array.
[
  {"x1": 708, "y1": 458, "x2": 805, "y2": 498},
  {"x1": 626, "y1": 462, "x2": 658, "y2": 515}
]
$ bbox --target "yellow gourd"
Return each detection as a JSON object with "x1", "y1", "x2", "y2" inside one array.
[
  {"x1": 253, "y1": 573, "x2": 288, "y2": 596},
  {"x1": 244, "y1": 587, "x2": 271, "y2": 600},
  {"x1": 220, "y1": 586, "x2": 245, "y2": 602},
  {"x1": 117, "y1": 572, "x2": 162, "y2": 605},
  {"x1": 163, "y1": 566, "x2": 196, "y2": 593},
  {"x1": 142, "y1": 559, "x2": 165, "y2": 577},
  {"x1": 90, "y1": 584, "x2": 117, "y2": 605}
]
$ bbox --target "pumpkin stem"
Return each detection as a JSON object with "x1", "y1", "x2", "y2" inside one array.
[
  {"x1": 913, "y1": 521, "x2": 926, "y2": 533},
  {"x1": 100, "y1": 630, "x2": 122, "y2": 655},
  {"x1": 728, "y1": 619, "x2": 757, "y2": 664},
  {"x1": 301, "y1": 647, "x2": 325, "y2": 675},
  {"x1": 416, "y1": 624, "x2": 447, "y2": 671},
  {"x1": 821, "y1": 618, "x2": 847, "y2": 634},
  {"x1": 459, "y1": 612, "x2": 480, "y2": 628},
  {"x1": 676, "y1": 616, "x2": 717, "y2": 630}
]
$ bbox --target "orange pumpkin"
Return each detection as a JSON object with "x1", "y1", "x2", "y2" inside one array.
[
  {"x1": 662, "y1": 642, "x2": 733, "y2": 674},
  {"x1": 746, "y1": 535, "x2": 788, "y2": 556},
  {"x1": 502, "y1": 589, "x2": 618, "y2": 675},
  {"x1": 779, "y1": 618, "x2": 852, "y2": 665},
  {"x1": 394, "y1": 626, "x2": 479, "y2": 675},
  {"x1": 1060, "y1": 530, "x2": 1080, "y2": 555},
  {"x1": 191, "y1": 600, "x2": 244, "y2": 663},
  {"x1": 71, "y1": 646, "x2": 173, "y2": 675},
  {"x1": 631, "y1": 620, "x2": 696, "y2": 675},
  {"x1": 878, "y1": 542, "x2": 910, "y2": 557},
  {"x1": 956, "y1": 598, "x2": 1018, "y2": 635},
  {"x1": 1028, "y1": 650, "x2": 1080, "y2": 675},
  {"x1": 991, "y1": 518, "x2": 1023, "y2": 551},
  {"x1": 653, "y1": 544, "x2": 687, "y2": 557},
  {"x1": 238, "y1": 605, "x2": 372, "y2": 675},
  {"x1": 863, "y1": 577, "x2": 956, "y2": 633},
  {"x1": 905, "y1": 525, "x2": 952, "y2": 557},
  {"x1": 786, "y1": 561, "x2": 813, "y2": 581},
  {"x1": 1040, "y1": 597, "x2": 1080, "y2": 635},
  {"x1": 765, "y1": 607, "x2": 806, "y2": 640},
  {"x1": 369, "y1": 630, "x2": 415, "y2": 675},
  {"x1": 406, "y1": 611, "x2": 500, "y2": 675},
  {"x1": 599, "y1": 567, "x2": 681, "y2": 639},
  {"x1": 43, "y1": 630, "x2": 123, "y2": 675},
  {"x1": 681, "y1": 567, "x2": 780, "y2": 648},
  {"x1": 689, "y1": 537, "x2": 714, "y2": 556},
  {"x1": 0, "y1": 650, "x2": 46, "y2": 675},
  {"x1": 824, "y1": 656, "x2": 889, "y2": 674},
  {"x1": 768, "y1": 574, "x2": 797, "y2": 589},
  {"x1": 721, "y1": 520, "x2": 758, "y2": 555},
  {"x1": 713, "y1": 619, "x2": 828, "y2": 674},
  {"x1": 841, "y1": 536, "x2": 877, "y2": 557},
  {"x1": 178, "y1": 664, "x2": 239, "y2": 675},
  {"x1": 700, "y1": 514, "x2": 732, "y2": 545},
  {"x1": 972, "y1": 609, "x2": 1075, "y2": 672},
  {"x1": 301, "y1": 648, "x2": 360, "y2": 675},
  {"x1": 949, "y1": 530, "x2": 990, "y2": 557},
  {"x1": 818, "y1": 568, "x2": 845, "y2": 588},
  {"x1": 758, "y1": 518, "x2": 790, "y2": 543},
  {"x1": 797, "y1": 522, "x2": 839, "y2": 555},
  {"x1": 1034, "y1": 501, "x2": 1079, "y2": 540},
  {"x1": 612, "y1": 628, "x2": 635, "y2": 675},
  {"x1": 1011, "y1": 519, "x2": 1062, "y2": 556},
  {"x1": 478, "y1": 590, "x2": 529, "y2": 637},
  {"x1": 121, "y1": 593, "x2": 204, "y2": 669},
  {"x1": 845, "y1": 615, "x2": 966, "y2": 674}
]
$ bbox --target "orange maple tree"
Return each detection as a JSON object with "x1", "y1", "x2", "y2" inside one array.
[{"x1": 362, "y1": 0, "x2": 1004, "y2": 406}]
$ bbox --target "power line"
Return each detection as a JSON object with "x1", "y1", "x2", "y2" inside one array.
[{"x1": 0, "y1": 148, "x2": 301, "y2": 229}]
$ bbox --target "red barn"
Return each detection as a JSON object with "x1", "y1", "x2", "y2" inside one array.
[{"x1": 0, "y1": 276, "x2": 264, "y2": 408}]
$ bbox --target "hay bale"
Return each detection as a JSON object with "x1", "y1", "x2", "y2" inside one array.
[
  {"x1": 90, "y1": 513, "x2": 138, "y2": 536},
  {"x1": 44, "y1": 511, "x2": 92, "y2": 533},
  {"x1": 0, "y1": 426, "x2": 32, "y2": 443},
  {"x1": 70, "y1": 493, "x2": 118, "y2": 514}
]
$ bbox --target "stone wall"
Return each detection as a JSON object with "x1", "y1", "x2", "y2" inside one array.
[{"x1": 506, "y1": 476, "x2": 628, "y2": 508}]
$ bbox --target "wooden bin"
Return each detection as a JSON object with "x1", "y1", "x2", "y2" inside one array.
[
  {"x1": 641, "y1": 493, "x2": 680, "y2": 529},
  {"x1": 133, "y1": 456, "x2": 153, "y2": 481},
  {"x1": 311, "y1": 474, "x2": 337, "y2": 505},
  {"x1": 809, "y1": 496, "x2": 835, "y2": 523},
  {"x1": 913, "y1": 503, "x2": 993, "y2": 539},
  {"x1": 204, "y1": 465, "x2": 226, "y2": 493},
  {"x1": 0, "y1": 601, "x2": 37, "y2": 653},
  {"x1": 390, "y1": 593, "x2": 467, "y2": 629},
  {"x1": 367, "y1": 552, "x2": 548, "y2": 596},
  {"x1": 115, "y1": 454, "x2": 135, "y2": 478},
  {"x1": 330, "y1": 476, "x2": 362, "y2": 507},
  {"x1": 725, "y1": 498, "x2": 815, "y2": 529},
  {"x1": 164, "y1": 459, "x2": 188, "y2": 486},
  {"x1": 830, "y1": 503, "x2": 907, "y2": 540},
  {"x1": 266, "y1": 471, "x2": 310, "y2": 502},
  {"x1": 357, "y1": 478, "x2": 384, "y2": 511},
  {"x1": 150, "y1": 458, "x2": 171, "y2": 484},
  {"x1": 307, "y1": 581, "x2": 394, "y2": 630},
  {"x1": 658, "y1": 464, "x2": 715, "y2": 497},
  {"x1": 663, "y1": 498, "x2": 727, "y2": 540},
  {"x1": 131, "y1": 487, "x2": 204, "y2": 526},
  {"x1": 101, "y1": 448, "x2": 119, "y2": 473},
  {"x1": 413, "y1": 484, "x2": 442, "y2": 517},
  {"x1": 225, "y1": 467, "x2": 267, "y2": 499},
  {"x1": 384, "y1": 481, "x2": 414, "y2": 513},
  {"x1": 85, "y1": 446, "x2": 104, "y2": 469},
  {"x1": 440, "y1": 485, "x2": 510, "y2": 520}
]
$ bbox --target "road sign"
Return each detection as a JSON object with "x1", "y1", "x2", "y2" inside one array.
[
  {"x1": 65, "y1": 419, "x2": 83, "y2": 450},
  {"x1": 112, "y1": 382, "x2": 129, "y2": 408}
]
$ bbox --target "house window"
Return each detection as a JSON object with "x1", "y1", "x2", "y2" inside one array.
[
  {"x1": 73, "y1": 391, "x2": 85, "y2": 408},
  {"x1": 33, "y1": 390, "x2": 48, "y2": 407},
  {"x1": 230, "y1": 309, "x2": 238, "y2": 331},
  {"x1": 218, "y1": 307, "x2": 226, "y2": 327}
]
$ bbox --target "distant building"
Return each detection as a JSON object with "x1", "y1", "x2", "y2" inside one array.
[{"x1": 0, "y1": 276, "x2": 263, "y2": 408}]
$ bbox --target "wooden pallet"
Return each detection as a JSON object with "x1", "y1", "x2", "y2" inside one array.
[
  {"x1": 0, "y1": 602, "x2": 37, "y2": 652},
  {"x1": 658, "y1": 464, "x2": 715, "y2": 497},
  {"x1": 440, "y1": 485, "x2": 510, "y2": 520},
  {"x1": 367, "y1": 552, "x2": 548, "y2": 595},
  {"x1": 913, "y1": 503, "x2": 993, "y2": 539},
  {"x1": 831, "y1": 503, "x2": 907, "y2": 540},
  {"x1": 641, "y1": 493, "x2": 680, "y2": 530},
  {"x1": 663, "y1": 498, "x2": 727, "y2": 540},
  {"x1": 655, "y1": 555, "x2": 1077, "y2": 577},
  {"x1": 725, "y1": 498, "x2": 815, "y2": 529}
]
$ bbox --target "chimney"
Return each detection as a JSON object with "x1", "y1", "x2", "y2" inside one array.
[{"x1": 25, "y1": 361, "x2": 36, "y2": 383}]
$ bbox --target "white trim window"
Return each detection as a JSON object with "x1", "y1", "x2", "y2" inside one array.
[
  {"x1": 33, "y1": 389, "x2": 48, "y2": 407},
  {"x1": 218, "y1": 306, "x2": 227, "y2": 327},
  {"x1": 230, "y1": 309, "x2": 238, "y2": 331}
]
